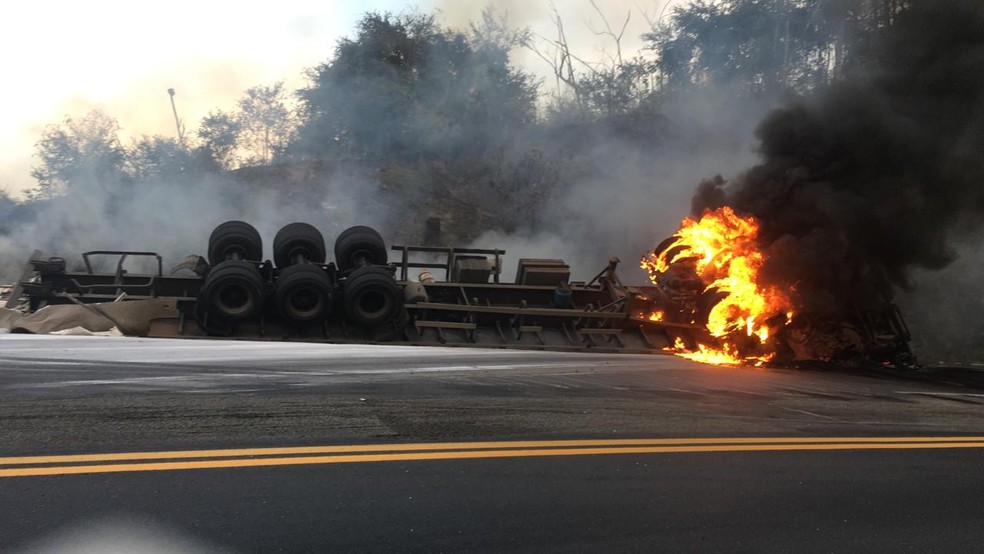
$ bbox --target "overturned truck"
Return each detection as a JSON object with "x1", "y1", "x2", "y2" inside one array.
[{"x1": 5, "y1": 221, "x2": 913, "y2": 365}]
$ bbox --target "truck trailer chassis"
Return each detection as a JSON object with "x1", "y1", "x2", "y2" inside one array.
[
  {"x1": 7, "y1": 222, "x2": 709, "y2": 354},
  {"x1": 5, "y1": 221, "x2": 913, "y2": 365}
]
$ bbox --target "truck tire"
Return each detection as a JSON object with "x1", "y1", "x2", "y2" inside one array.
[
  {"x1": 274, "y1": 263, "x2": 334, "y2": 323},
  {"x1": 334, "y1": 225, "x2": 387, "y2": 270},
  {"x1": 695, "y1": 287, "x2": 729, "y2": 326},
  {"x1": 199, "y1": 260, "x2": 265, "y2": 322},
  {"x1": 273, "y1": 222, "x2": 326, "y2": 268},
  {"x1": 343, "y1": 266, "x2": 401, "y2": 327},
  {"x1": 208, "y1": 221, "x2": 263, "y2": 265}
]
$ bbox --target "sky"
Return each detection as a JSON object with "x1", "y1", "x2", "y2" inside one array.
[{"x1": 0, "y1": 0, "x2": 670, "y2": 198}]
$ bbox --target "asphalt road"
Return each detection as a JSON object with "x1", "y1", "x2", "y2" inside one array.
[{"x1": 2, "y1": 335, "x2": 983, "y2": 552}]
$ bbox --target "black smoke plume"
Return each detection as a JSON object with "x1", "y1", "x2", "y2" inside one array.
[{"x1": 693, "y1": 0, "x2": 984, "y2": 317}]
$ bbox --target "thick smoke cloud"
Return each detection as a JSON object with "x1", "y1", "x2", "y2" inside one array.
[
  {"x1": 0, "y1": 4, "x2": 773, "y2": 285},
  {"x1": 900, "y1": 236, "x2": 984, "y2": 363},
  {"x1": 0, "y1": 165, "x2": 395, "y2": 279},
  {"x1": 692, "y1": 0, "x2": 984, "y2": 317},
  {"x1": 470, "y1": 88, "x2": 771, "y2": 282}
]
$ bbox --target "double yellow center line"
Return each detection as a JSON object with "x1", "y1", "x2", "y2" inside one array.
[{"x1": 2, "y1": 437, "x2": 983, "y2": 478}]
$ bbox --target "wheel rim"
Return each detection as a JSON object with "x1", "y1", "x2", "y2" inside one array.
[
  {"x1": 357, "y1": 289, "x2": 390, "y2": 320},
  {"x1": 284, "y1": 285, "x2": 325, "y2": 320},
  {"x1": 214, "y1": 282, "x2": 254, "y2": 317}
]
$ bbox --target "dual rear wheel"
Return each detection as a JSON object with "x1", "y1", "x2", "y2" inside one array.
[
  {"x1": 343, "y1": 266, "x2": 401, "y2": 327},
  {"x1": 201, "y1": 222, "x2": 266, "y2": 330},
  {"x1": 274, "y1": 263, "x2": 334, "y2": 323},
  {"x1": 198, "y1": 221, "x2": 400, "y2": 332},
  {"x1": 197, "y1": 260, "x2": 266, "y2": 335},
  {"x1": 273, "y1": 222, "x2": 326, "y2": 268}
]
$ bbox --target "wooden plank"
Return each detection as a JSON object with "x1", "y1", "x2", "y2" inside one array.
[
  {"x1": 392, "y1": 245, "x2": 505, "y2": 255},
  {"x1": 404, "y1": 302, "x2": 706, "y2": 330},
  {"x1": 414, "y1": 321, "x2": 478, "y2": 330},
  {"x1": 408, "y1": 302, "x2": 621, "y2": 320},
  {"x1": 575, "y1": 328, "x2": 623, "y2": 335}
]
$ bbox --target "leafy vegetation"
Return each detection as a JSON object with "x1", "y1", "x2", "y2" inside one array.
[
  {"x1": 11, "y1": 1, "x2": 920, "y2": 242},
  {"x1": 24, "y1": 2, "x2": 913, "y2": 199}
]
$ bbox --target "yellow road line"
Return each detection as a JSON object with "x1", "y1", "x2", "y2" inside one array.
[
  {"x1": 3, "y1": 436, "x2": 984, "y2": 466},
  {"x1": 2, "y1": 441, "x2": 984, "y2": 478}
]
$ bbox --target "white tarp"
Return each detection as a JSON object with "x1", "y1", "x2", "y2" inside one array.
[{"x1": 0, "y1": 298, "x2": 178, "y2": 336}]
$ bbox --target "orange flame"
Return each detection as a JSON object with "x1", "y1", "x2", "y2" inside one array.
[
  {"x1": 662, "y1": 337, "x2": 773, "y2": 366},
  {"x1": 643, "y1": 207, "x2": 792, "y2": 366}
]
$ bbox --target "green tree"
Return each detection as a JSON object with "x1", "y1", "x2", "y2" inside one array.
[
  {"x1": 295, "y1": 11, "x2": 537, "y2": 161},
  {"x1": 647, "y1": 0, "x2": 834, "y2": 95},
  {"x1": 197, "y1": 110, "x2": 241, "y2": 170},
  {"x1": 30, "y1": 110, "x2": 129, "y2": 197},
  {"x1": 646, "y1": 0, "x2": 913, "y2": 96},
  {"x1": 576, "y1": 59, "x2": 660, "y2": 118},
  {"x1": 128, "y1": 135, "x2": 198, "y2": 182},
  {"x1": 194, "y1": 84, "x2": 297, "y2": 169},
  {"x1": 236, "y1": 81, "x2": 297, "y2": 165}
]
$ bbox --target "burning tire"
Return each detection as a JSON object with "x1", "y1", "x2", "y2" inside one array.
[
  {"x1": 208, "y1": 221, "x2": 263, "y2": 265},
  {"x1": 342, "y1": 266, "x2": 401, "y2": 327},
  {"x1": 273, "y1": 222, "x2": 326, "y2": 268},
  {"x1": 274, "y1": 263, "x2": 334, "y2": 323},
  {"x1": 334, "y1": 226, "x2": 387, "y2": 271},
  {"x1": 199, "y1": 260, "x2": 266, "y2": 322},
  {"x1": 695, "y1": 287, "x2": 729, "y2": 325}
]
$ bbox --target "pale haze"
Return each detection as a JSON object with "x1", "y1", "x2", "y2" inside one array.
[{"x1": 0, "y1": 0, "x2": 668, "y2": 197}]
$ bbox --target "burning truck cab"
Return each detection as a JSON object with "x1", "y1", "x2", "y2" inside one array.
[
  {"x1": 4, "y1": 216, "x2": 913, "y2": 368},
  {"x1": 641, "y1": 206, "x2": 915, "y2": 367}
]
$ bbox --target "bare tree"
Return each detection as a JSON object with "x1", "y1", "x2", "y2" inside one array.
[
  {"x1": 526, "y1": 3, "x2": 591, "y2": 108},
  {"x1": 530, "y1": 1, "x2": 660, "y2": 119},
  {"x1": 586, "y1": 0, "x2": 632, "y2": 67}
]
